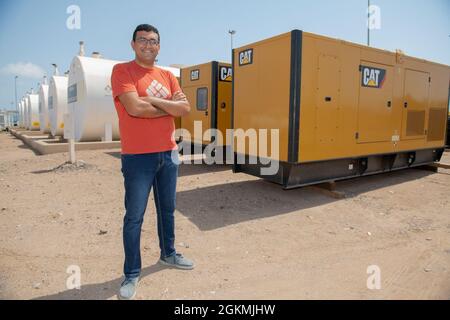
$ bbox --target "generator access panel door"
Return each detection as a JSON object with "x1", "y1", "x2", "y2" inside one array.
[
  {"x1": 180, "y1": 63, "x2": 213, "y2": 145},
  {"x1": 357, "y1": 62, "x2": 394, "y2": 143},
  {"x1": 315, "y1": 53, "x2": 340, "y2": 148},
  {"x1": 216, "y1": 64, "x2": 232, "y2": 147},
  {"x1": 401, "y1": 69, "x2": 430, "y2": 140}
]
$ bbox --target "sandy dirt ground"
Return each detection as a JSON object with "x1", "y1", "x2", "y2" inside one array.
[{"x1": 0, "y1": 131, "x2": 449, "y2": 300}]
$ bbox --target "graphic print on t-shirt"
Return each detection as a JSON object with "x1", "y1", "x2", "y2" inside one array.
[{"x1": 146, "y1": 79, "x2": 170, "y2": 98}]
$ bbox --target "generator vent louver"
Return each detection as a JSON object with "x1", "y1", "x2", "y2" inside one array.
[
  {"x1": 427, "y1": 108, "x2": 447, "y2": 141},
  {"x1": 406, "y1": 110, "x2": 425, "y2": 136}
]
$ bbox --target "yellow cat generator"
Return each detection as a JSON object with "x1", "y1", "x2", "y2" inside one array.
[
  {"x1": 232, "y1": 30, "x2": 450, "y2": 188},
  {"x1": 174, "y1": 76, "x2": 181, "y2": 139},
  {"x1": 447, "y1": 111, "x2": 450, "y2": 147},
  {"x1": 180, "y1": 61, "x2": 232, "y2": 154}
]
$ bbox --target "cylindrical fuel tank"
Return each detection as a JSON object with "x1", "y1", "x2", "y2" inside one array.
[
  {"x1": 18, "y1": 101, "x2": 23, "y2": 127},
  {"x1": 48, "y1": 75, "x2": 68, "y2": 136},
  {"x1": 24, "y1": 95, "x2": 30, "y2": 129},
  {"x1": 38, "y1": 83, "x2": 50, "y2": 133},
  {"x1": 27, "y1": 94, "x2": 40, "y2": 131},
  {"x1": 67, "y1": 55, "x2": 121, "y2": 141}
]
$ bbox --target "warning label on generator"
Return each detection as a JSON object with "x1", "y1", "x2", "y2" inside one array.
[{"x1": 361, "y1": 65, "x2": 386, "y2": 88}]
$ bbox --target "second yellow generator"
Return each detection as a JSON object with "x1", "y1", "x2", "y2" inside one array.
[
  {"x1": 180, "y1": 61, "x2": 232, "y2": 150},
  {"x1": 447, "y1": 110, "x2": 450, "y2": 147}
]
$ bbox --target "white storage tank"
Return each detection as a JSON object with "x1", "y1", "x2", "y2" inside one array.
[
  {"x1": 48, "y1": 75, "x2": 68, "y2": 137},
  {"x1": 27, "y1": 93, "x2": 40, "y2": 130},
  {"x1": 159, "y1": 65, "x2": 180, "y2": 78},
  {"x1": 22, "y1": 98, "x2": 26, "y2": 128},
  {"x1": 20, "y1": 100, "x2": 24, "y2": 127},
  {"x1": 18, "y1": 101, "x2": 22, "y2": 127},
  {"x1": 23, "y1": 95, "x2": 30, "y2": 129},
  {"x1": 23, "y1": 93, "x2": 30, "y2": 130},
  {"x1": 68, "y1": 46, "x2": 122, "y2": 141},
  {"x1": 38, "y1": 77, "x2": 50, "y2": 133}
]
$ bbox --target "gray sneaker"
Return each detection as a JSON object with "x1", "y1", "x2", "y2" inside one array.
[
  {"x1": 159, "y1": 253, "x2": 195, "y2": 270},
  {"x1": 118, "y1": 277, "x2": 139, "y2": 300}
]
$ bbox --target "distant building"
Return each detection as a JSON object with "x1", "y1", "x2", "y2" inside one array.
[{"x1": 0, "y1": 109, "x2": 19, "y2": 130}]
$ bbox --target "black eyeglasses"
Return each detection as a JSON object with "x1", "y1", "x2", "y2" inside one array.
[{"x1": 135, "y1": 37, "x2": 159, "y2": 46}]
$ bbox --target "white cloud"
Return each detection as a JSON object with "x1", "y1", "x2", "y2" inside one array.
[{"x1": 0, "y1": 62, "x2": 46, "y2": 79}]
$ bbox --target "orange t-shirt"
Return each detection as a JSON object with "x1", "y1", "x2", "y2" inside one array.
[{"x1": 111, "y1": 60, "x2": 181, "y2": 154}]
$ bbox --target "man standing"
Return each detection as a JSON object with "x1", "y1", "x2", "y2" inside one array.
[{"x1": 111, "y1": 24, "x2": 193, "y2": 300}]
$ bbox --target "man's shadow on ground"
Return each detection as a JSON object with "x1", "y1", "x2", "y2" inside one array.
[{"x1": 32, "y1": 263, "x2": 167, "y2": 300}]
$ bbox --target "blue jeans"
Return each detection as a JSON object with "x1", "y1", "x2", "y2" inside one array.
[{"x1": 121, "y1": 151, "x2": 178, "y2": 279}]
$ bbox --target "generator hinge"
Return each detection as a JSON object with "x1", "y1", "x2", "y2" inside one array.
[
  {"x1": 428, "y1": 77, "x2": 431, "y2": 83},
  {"x1": 355, "y1": 132, "x2": 359, "y2": 139}
]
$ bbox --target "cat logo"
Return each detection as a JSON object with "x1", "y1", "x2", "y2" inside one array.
[
  {"x1": 239, "y1": 49, "x2": 253, "y2": 66},
  {"x1": 190, "y1": 69, "x2": 200, "y2": 81},
  {"x1": 219, "y1": 66, "x2": 232, "y2": 82},
  {"x1": 361, "y1": 65, "x2": 386, "y2": 88}
]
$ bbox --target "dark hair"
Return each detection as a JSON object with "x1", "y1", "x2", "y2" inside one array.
[{"x1": 132, "y1": 24, "x2": 160, "y2": 43}]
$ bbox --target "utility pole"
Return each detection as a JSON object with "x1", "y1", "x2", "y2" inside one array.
[
  {"x1": 14, "y1": 75, "x2": 18, "y2": 112},
  {"x1": 228, "y1": 29, "x2": 236, "y2": 60},
  {"x1": 367, "y1": 0, "x2": 370, "y2": 46}
]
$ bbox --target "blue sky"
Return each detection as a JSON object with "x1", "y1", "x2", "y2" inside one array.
[{"x1": 0, "y1": 0, "x2": 449, "y2": 110}]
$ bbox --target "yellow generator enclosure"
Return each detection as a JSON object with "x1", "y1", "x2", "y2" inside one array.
[
  {"x1": 180, "y1": 61, "x2": 232, "y2": 147},
  {"x1": 173, "y1": 76, "x2": 182, "y2": 139},
  {"x1": 447, "y1": 112, "x2": 450, "y2": 147},
  {"x1": 232, "y1": 30, "x2": 450, "y2": 188}
]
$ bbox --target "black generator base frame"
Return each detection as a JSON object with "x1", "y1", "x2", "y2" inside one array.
[{"x1": 233, "y1": 148, "x2": 445, "y2": 189}]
